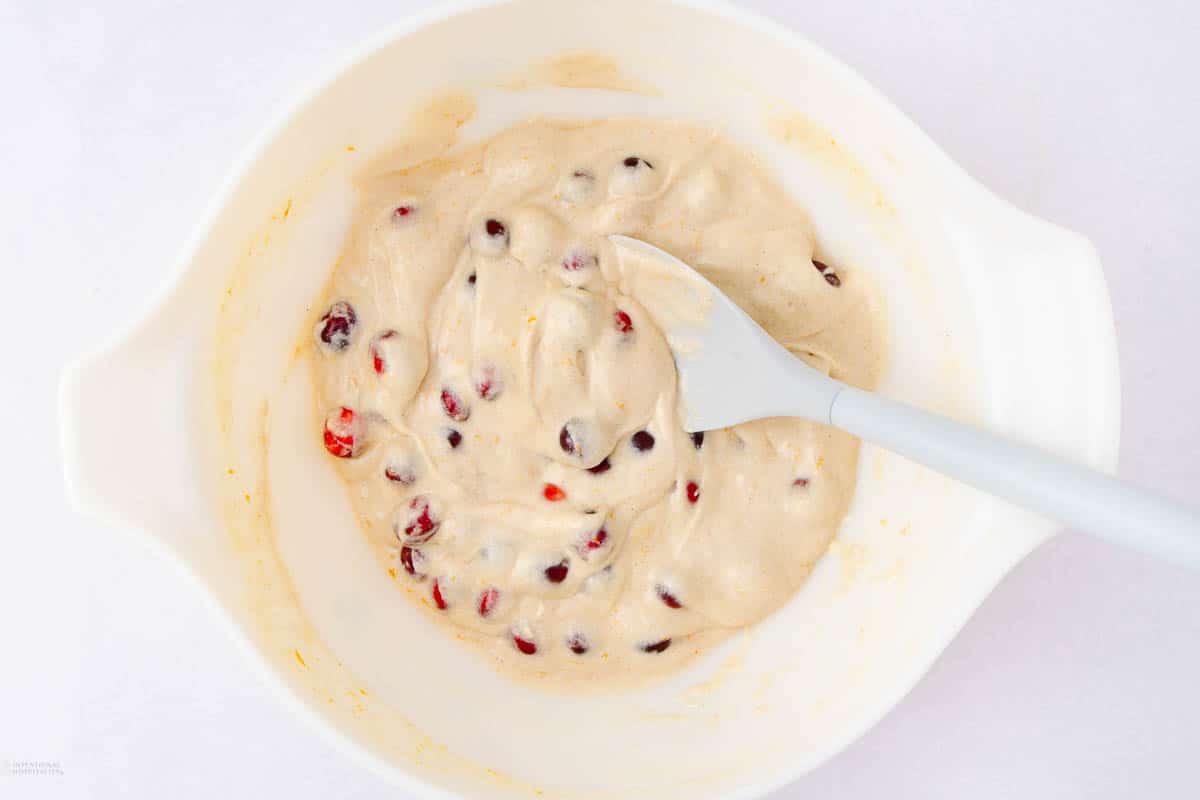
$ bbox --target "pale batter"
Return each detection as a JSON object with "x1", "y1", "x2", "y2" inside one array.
[{"x1": 308, "y1": 117, "x2": 884, "y2": 683}]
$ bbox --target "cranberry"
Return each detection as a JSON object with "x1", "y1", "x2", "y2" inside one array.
[
  {"x1": 793, "y1": 477, "x2": 810, "y2": 488},
  {"x1": 446, "y1": 429, "x2": 463, "y2": 449},
  {"x1": 586, "y1": 457, "x2": 611, "y2": 475},
  {"x1": 441, "y1": 388, "x2": 470, "y2": 421},
  {"x1": 572, "y1": 169, "x2": 592, "y2": 178},
  {"x1": 657, "y1": 585, "x2": 683, "y2": 609},
  {"x1": 631, "y1": 430, "x2": 655, "y2": 452},
  {"x1": 394, "y1": 205, "x2": 414, "y2": 218},
  {"x1": 467, "y1": 272, "x2": 477, "y2": 286},
  {"x1": 690, "y1": 431, "x2": 705, "y2": 449},
  {"x1": 641, "y1": 638, "x2": 672, "y2": 653},
  {"x1": 544, "y1": 560, "x2": 569, "y2": 583},
  {"x1": 432, "y1": 579, "x2": 448, "y2": 610},
  {"x1": 317, "y1": 301, "x2": 357, "y2": 351},
  {"x1": 623, "y1": 156, "x2": 654, "y2": 169},
  {"x1": 543, "y1": 483, "x2": 566, "y2": 502},
  {"x1": 562, "y1": 250, "x2": 597, "y2": 271},
  {"x1": 512, "y1": 631, "x2": 538, "y2": 655},
  {"x1": 478, "y1": 587, "x2": 500, "y2": 618},
  {"x1": 323, "y1": 407, "x2": 362, "y2": 458},
  {"x1": 559, "y1": 425, "x2": 576, "y2": 454},
  {"x1": 824, "y1": 272, "x2": 842, "y2": 287},
  {"x1": 812, "y1": 259, "x2": 829, "y2": 273},
  {"x1": 576, "y1": 527, "x2": 608, "y2": 559},
  {"x1": 384, "y1": 463, "x2": 416, "y2": 485},
  {"x1": 399, "y1": 496, "x2": 440, "y2": 543},
  {"x1": 485, "y1": 218, "x2": 507, "y2": 239},
  {"x1": 685, "y1": 481, "x2": 700, "y2": 504},
  {"x1": 475, "y1": 366, "x2": 502, "y2": 401},
  {"x1": 567, "y1": 633, "x2": 589, "y2": 655},
  {"x1": 400, "y1": 546, "x2": 425, "y2": 578},
  {"x1": 614, "y1": 310, "x2": 633, "y2": 334},
  {"x1": 370, "y1": 330, "x2": 398, "y2": 374}
]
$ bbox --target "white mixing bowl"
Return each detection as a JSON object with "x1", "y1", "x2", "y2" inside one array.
[{"x1": 60, "y1": 1, "x2": 1119, "y2": 797}]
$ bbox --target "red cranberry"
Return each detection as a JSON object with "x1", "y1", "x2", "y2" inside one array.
[
  {"x1": 587, "y1": 457, "x2": 611, "y2": 475},
  {"x1": 562, "y1": 250, "x2": 597, "y2": 271},
  {"x1": 323, "y1": 407, "x2": 362, "y2": 458},
  {"x1": 812, "y1": 259, "x2": 829, "y2": 273},
  {"x1": 478, "y1": 587, "x2": 500, "y2": 618},
  {"x1": 641, "y1": 638, "x2": 672, "y2": 653},
  {"x1": 370, "y1": 330, "x2": 398, "y2": 374},
  {"x1": 567, "y1": 633, "x2": 589, "y2": 655},
  {"x1": 394, "y1": 205, "x2": 414, "y2": 218},
  {"x1": 657, "y1": 585, "x2": 683, "y2": 609},
  {"x1": 485, "y1": 218, "x2": 507, "y2": 238},
  {"x1": 475, "y1": 366, "x2": 502, "y2": 401},
  {"x1": 623, "y1": 156, "x2": 654, "y2": 169},
  {"x1": 446, "y1": 429, "x2": 463, "y2": 449},
  {"x1": 824, "y1": 272, "x2": 841, "y2": 287},
  {"x1": 793, "y1": 477, "x2": 810, "y2": 488},
  {"x1": 432, "y1": 579, "x2": 448, "y2": 610},
  {"x1": 543, "y1": 483, "x2": 566, "y2": 502},
  {"x1": 614, "y1": 310, "x2": 633, "y2": 334},
  {"x1": 512, "y1": 632, "x2": 538, "y2": 655},
  {"x1": 441, "y1": 388, "x2": 470, "y2": 421},
  {"x1": 690, "y1": 431, "x2": 705, "y2": 449},
  {"x1": 400, "y1": 496, "x2": 440, "y2": 543},
  {"x1": 544, "y1": 560, "x2": 569, "y2": 583},
  {"x1": 384, "y1": 463, "x2": 416, "y2": 485},
  {"x1": 685, "y1": 481, "x2": 700, "y2": 504},
  {"x1": 576, "y1": 527, "x2": 608, "y2": 559},
  {"x1": 400, "y1": 546, "x2": 425, "y2": 578},
  {"x1": 317, "y1": 301, "x2": 357, "y2": 351},
  {"x1": 631, "y1": 430, "x2": 655, "y2": 452}
]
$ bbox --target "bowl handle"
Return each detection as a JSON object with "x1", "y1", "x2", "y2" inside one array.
[{"x1": 59, "y1": 317, "x2": 210, "y2": 548}]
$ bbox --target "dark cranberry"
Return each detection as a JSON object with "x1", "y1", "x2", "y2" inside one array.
[
  {"x1": 559, "y1": 426, "x2": 575, "y2": 454},
  {"x1": 467, "y1": 272, "x2": 477, "y2": 286},
  {"x1": 824, "y1": 272, "x2": 841, "y2": 287},
  {"x1": 400, "y1": 496, "x2": 439, "y2": 543},
  {"x1": 690, "y1": 431, "x2": 705, "y2": 449},
  {"x1": 485, "y1": 218, "x2": 507, "y2": 238},
  {"x1": 567, "y1": 633, "x2": 589, "y2": 655},
  {"x1": 441, "y1": 388, "x2": 470, "y2": 421},
  {"x1": 544, "y1": 560, "x2": 569, "y2": 583},
  {"x1": 572, "y1": 169, "x2": 592, "y2": 178},
  {"x1": 317, "y1": 301, "x2": 357, "y2": 351},
  {"x1": 446, "y1": 429, "x2": 463, "y2": 449},
  {"x1": 394, "y1": 205, "x2": 414, "y2": 218},
  {"x1": 478, "y1": 587, "x2": 500, "y2": 618},
  {"x1": 631, "y1": 430, "x2": 655, "y2": 452},
  {"x1": 812, "y1": 259, "x2": 829, "y2": 273},
  {"x1": 641, "y1": 638, "x2": 672, "y2": 654},
  {"x1": 384, "y1": 463, "x2": 416, "y2": 485},
  {"x1": 370, "y1": 330, "x2": 397, "y2": 374},
  {"x1": 512, "y1": 632, "x2": 538, "y2": 655},
  {"x1": 323, "y1": 407, "x2": 362, "y2": 458},
  {"x1": 543, "y1": 483, "x2": 566, "y2": 502},
  {"x1": 400, "y1": 546, "x2": 425, "y2": 578},
  {"x1": 587, "y1": 457, "x2": 611, "y2": 475},
  {"x1": 685, "y1": 481, "x2": 700, "y2": 504},
  {"x1": 614, "y1": 310, "x2": 633, "y2": 334},
  {"x1": 657, "y1": 586, "x2": 683, "y2": 609},
  {"x1": 623, "y1": 156, "x2": 653, "y2": 169},
  {"x1": 432, "y1": 579, "x2": 448, "y2": 610}
]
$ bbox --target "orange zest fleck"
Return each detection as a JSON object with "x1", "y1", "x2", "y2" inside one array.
[
  {"x1": 293, "y1": 649, "x2": 307, "y2": 668},
  {"x1": 387, "y1": 567, "x2": 397, "y2": 578}
]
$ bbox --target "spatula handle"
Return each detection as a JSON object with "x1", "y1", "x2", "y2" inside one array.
[{"x1": 828, "y1": 385, "x2": 1200, "y2": 568}]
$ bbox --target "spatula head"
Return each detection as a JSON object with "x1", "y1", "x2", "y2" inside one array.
[{"x1": 608, "y1": 235, "x2": 842, "y2": 431}]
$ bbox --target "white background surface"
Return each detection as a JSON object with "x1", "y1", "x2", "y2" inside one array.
[{"x1": 3, "y1": 0, "x2": 1198, "y2": 797}]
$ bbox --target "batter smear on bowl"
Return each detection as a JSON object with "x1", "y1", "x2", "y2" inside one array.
[{"x1": 308, "y1": 117, "x2": 884, "y2": 683}]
